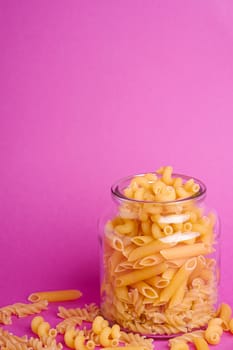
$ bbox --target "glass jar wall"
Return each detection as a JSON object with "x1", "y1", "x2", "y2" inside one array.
[{"x1": 100, "y1": 167, "x2": 220, "y2": 337}]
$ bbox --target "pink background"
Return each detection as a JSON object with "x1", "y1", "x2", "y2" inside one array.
[{"x1": 1, "y1": 0, "x2": 233, "y2": 348}]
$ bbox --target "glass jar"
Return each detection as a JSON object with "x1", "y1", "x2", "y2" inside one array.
[{"x1": 99, "y1": 169, "x2": 220, "y2": 337}]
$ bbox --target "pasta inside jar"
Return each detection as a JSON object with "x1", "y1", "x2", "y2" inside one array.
[{"x1": 100, "y1": 166, "x2": 220, "y2": 338}]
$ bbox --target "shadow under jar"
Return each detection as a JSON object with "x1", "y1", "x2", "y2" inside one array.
[{"x1": 99, "y1": 170, "x2": 220, "y2": 338}]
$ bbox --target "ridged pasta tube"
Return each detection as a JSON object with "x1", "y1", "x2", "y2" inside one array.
[{"x1": 28, "y1": 289, "x2": 82, "y2": 303}]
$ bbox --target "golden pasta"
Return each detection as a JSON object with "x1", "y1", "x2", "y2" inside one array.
[
  {"x1": 37, "y1": 321, "x2": 51, "y2": 338},
  {"x1": 102, "y1": 347, "x2": 147, "y2": 350},
  {"x1": 28, "y1": 289, "x2": 82, "y2": 303},
  {"x1": 92, "y1": 316, "x2": 109, "y2": 335},
  {"x1": 0, "y1": 300, "x2": 48, "y2": 320},
  {"x1": 170, "y1": 341, "x2": 189, "y2": 350},
  {"x1": 160, "y1": 243, "x2": 211, "y2": 260},
  {"x1": 0, "y1": 295, "x2": 233, "y2": 350},
  {"x1": 99, "y1": 326, "x2": 113, "y2": 347},
  {"x1": 74, "y1": 331, "x2": 86, "y2": 350},
  {"x1": 100, "y1": 166, "x2": 219, "y2": 335},
  {"x1": 56, "y1": 316, "x2": 84, "y2": 334},
  {"x1": 31, "y1": 315, "x2": 45, "y2": 334},
  {"x1": 204, "y1": 327, "x2": 221, "y2": 345},
  {"x1": 64, "y1": 327, "x2": 78, "y2": 349},
  {"x1": 229, "y1": 318, "x2": 233, "y2": 333},
  {"x1": 31, "y1": 315, "x2": 57, "y2": 339},
  {"x1": 57, "y1": 303, "x2": 100, "y2": 320},
  {"x1": 159, "y1": 258, "x2": 197, "y2": 303},
  {"x1": 115, "y1": 264, "x2": 168, "y2": 287},
  {"x1": 131, "y1": 281, "x2": 158, "y2": 299},
  {"x1": 193, "y1": 337, "x2": 210, "y2": 350},
  {"x1": 217, "y1": 302, "x2": 232, "y2": 331},
  {"x1": 128, "y1": 240, "x2": 172, "y2": 262}
]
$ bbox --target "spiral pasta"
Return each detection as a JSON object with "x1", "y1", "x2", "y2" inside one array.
[
  {"x1": 120, "y1": 331, "x2": 154, "y2": 350},
  {"x1": 27, "y1": 336, "x2": 63, "y2": 350},
  {"x1": 56, "y1": 316, "x2": 84, "y2": 334},
  {"x1": 0, "y1": 300, "x2": 48, "y2": 321},
  {"x1": 0, "y1": 327, "x2": 28, "y2": 349},
  {"x1": 58, "y1": 303, "x2": 100, "y2": 321}
]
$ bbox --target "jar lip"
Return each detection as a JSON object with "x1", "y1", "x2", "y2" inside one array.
[{"x1": 111, "y1": 172, "x2": 207, "y2": 204}]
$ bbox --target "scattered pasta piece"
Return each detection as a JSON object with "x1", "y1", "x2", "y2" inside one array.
[
  {"x1": 203, "y1": 317, "x2": 223, "y2": 345},
  {"x1": 193, "y1": 337, "x2": 209, "y2": 350},
  {"x1": 64, "y1": 327, "x2": 78, "y2": 348},
  {"x1": 0, "y1": 327, "x2": 28, "y2": 348},
  {"x1": 229, "y1": 318, "x2": 233, "y2": 333},
  {"x1": 56, "y1": 316, "x2": 84, "y2": 334},
  {"x1": 0, "y1": 300, "x2": 48, "y2": 324},
  {"x1": 169, "y1": 330, "x2": 204, "y2": 346},
  {"x1": 28, "y1": 289, "x2": 82, "y2": 303},
  {"x1": 31, "y1": 315, "x2": 45, "y2": 334},
  {"x1": 120, "y1": 331, "x2": 153, "y2": 350},
  {"x1": 217, "y1": 302, "x2": 232, "y2": 331},
  {"x1": 58, "y1": 303, "x2": 100, "y2": 321},
  {"x1": 170, "y1": 341, "x2": 189, "y2": 350}
]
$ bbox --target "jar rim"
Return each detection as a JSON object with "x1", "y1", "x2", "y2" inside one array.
[{"x1": 111, "y1": 172, "x2": 207, "y2": 204}]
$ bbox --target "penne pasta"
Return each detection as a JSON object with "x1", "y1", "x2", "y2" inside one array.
[
  {"x1": 128, "y1": 240, "x2": 173, "y2": 262},
  {"x1": 131, "y1": 236, "x2": 153, "y2": 246},
  {"x1": 146, "y1": 276, "x2": 170, "y2": 289},
  {"x1": 115, "y1": 264, "x2": 168, "y2": 287},
  {"x1": 114, "y1": 287, "x2": 129, "y2": 303},
  {"x1": 115, "y1": 261, "x2": 134, "y2": 273},
  {"x1": 28, "y1": 289, "x2": 82, "y2": 303},
  {"x1": 131, "y1": 281, "x2": 158, "y2": 299},
  {"x1": 168, "y1": 279, "x2": 187, "y2": 308},
  {"x1": 138, "y1": 254, "x2": 164, "y2": 267},
  {"x1": 159, "y1": 258, "x2": 197, "y2": 302},
  {"x1": 160, "y1": 243, "x2": 211, "y2": 260},
  {"x1": 166, "y1": 258, "x2": 186, "y2": 268},
  {"x1": 162, "y1": 268, "x2": 177, "y2": 280}
]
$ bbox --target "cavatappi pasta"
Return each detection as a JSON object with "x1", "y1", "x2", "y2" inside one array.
[{"x1": 101, "y1": 166, "x2": 220, "y2": 335}]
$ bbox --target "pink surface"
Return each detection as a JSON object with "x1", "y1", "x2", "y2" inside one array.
[{"x1": 0, "y1": 0, "x2": 233, "y2": 348}]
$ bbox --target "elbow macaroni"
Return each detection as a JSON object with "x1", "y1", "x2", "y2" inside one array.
[{"x1": 31, "y1": 316, "x2": 56, "y2": 339}]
